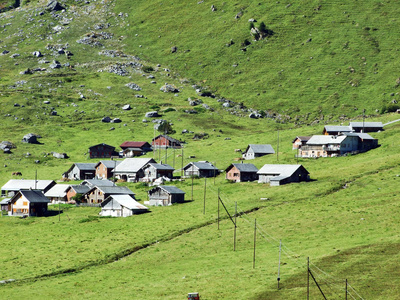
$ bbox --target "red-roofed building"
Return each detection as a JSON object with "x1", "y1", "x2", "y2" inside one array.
[{"x1": 120, "y1": 141, "x2": 152, "y2": 157}]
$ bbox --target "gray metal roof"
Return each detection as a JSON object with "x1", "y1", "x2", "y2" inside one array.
[
  {"x1": 102, "y1": 194, "x2": 148, "y2": 210},
  {"x1": 74, "y1": 163, "x2": 97, "y2": 170},
  {"x1": 324, "y1": 125, "x2": 352, "y2": 132},
  {"x1": 1, "y1": 180, "x2": 55, "y2": 192},
  {"x1": 81, "y1": 179, "x2": 114, "y2": 187},
  {"x1": 246, "y1": 144, "x2": 275, "y2": 154},
  {"x1": 95, "y1": 160, "x2": 121, "y2": 169},
  {"x1": 95, "y1": 186, "x2": 135, "y2": 195},
  {"x1": 147, "y1": 163, "x2": 174, "y2": 171},
  {"x1": 257, "y1": 164, "x2": 308, "y2": 176},
  {"x1": 184, "y1": 161, "x2": 218, "y2": 171},
  {"x1": 156, "y1": 185, "x2": 185, "y2": 194},
  {"x1": 44, "y1": 184, "x2": 69, "y2": 197},
  {"x1": 231, "y1": 163, "x2": 258, "y2": 172},
  {"x1": 343, "y1": 132, "x2": 376, "y2": 140},
  {"x1": 13, "y1": 190, "x2": 50, "y2": 203},
  {"x1": 114, "y1": 158, "x2": 155, "y2": 172},
  {"x1": 0, "y1": 198, "x2": 11, "y2": 204},
  {"x1": 68, "y1": 185, "x2": 91, "y2": 194},
  {"x1": 306, "y1": 135, "x2": 346, "y2": 145},
  {"x1": 349, "y1": 122, "x2": 383, "y2": 128}
]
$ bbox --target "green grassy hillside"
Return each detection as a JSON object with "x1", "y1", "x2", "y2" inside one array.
[{"x1": 1, "y1": 0, "x2": 400, "y2": 299}]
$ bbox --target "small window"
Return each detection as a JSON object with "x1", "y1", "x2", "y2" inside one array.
[{"x1": 23, "y1": 201, "x2": 28, "y2": 206}]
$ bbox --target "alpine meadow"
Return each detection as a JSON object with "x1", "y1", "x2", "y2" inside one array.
[{"x1": 1, "y1": 0, "x2": 400, "y2": 299}]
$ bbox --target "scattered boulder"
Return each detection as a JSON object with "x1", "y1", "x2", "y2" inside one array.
[
  {"x1": 52, "y1": 152, "x2": 68, "y2": 159},
  {"x1": 46, "y1": 1, "x2": 65, "y2": 12},
  {"x1": 145, "y1": 111, "x2": 160, "y2": 118},
  {"x1": 182, "y1": 129, "x2": 189, "y2": 134},
  {"x1": 122, "y1": 104, "x2": 131, "y2": 110},
  {"x1": 160, "y1": 83, "x2": 179, "y2": 93},
  {"x1": 50, "y1": 111, "x2": 58, "y2": 116},
  {"x1": 49, "y1": 60, "x2": 61, "y2": 69},
  {"x1": 22, "y1": 133, "x2": 39, "y2": 144},
  {"x1": 171, "y1": 46, "x2": 177, "y2": 53},
  {"x1": 125, "y1": 82, "x2": 141, "y2": 91},
  {"x1": 111, "y1": 118, "x2": 122, "y2": 123},
  {"x1": 101, "y1": 116, "x2": 112, "y2": 123}
]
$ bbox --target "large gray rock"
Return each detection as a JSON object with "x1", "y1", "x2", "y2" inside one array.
[
  {"x1": 102, "y1": 116, "x2": 112, "y2": 123},
  {"x1": 160, "y1": 83, "x2": 179, "y2": 93},
  {"x1": 122, "y1": 104, "x2": 131, "y2": 110},
  {"x1": 22, "y1": 133, "x2": 38, "y2": 144},
  {"x1": 46, "y1": 1, "x2": 65, "y2": 11},
  {"x1": 52, "y1": 152, "x2": 68, "y2": 159},
  {"x1": 145, "y1": 111, "x2": 160, "y2": 118}
]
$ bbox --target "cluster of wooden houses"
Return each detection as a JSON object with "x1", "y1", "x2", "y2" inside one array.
[
  {"x1": 0, "y1": 121, "x2": 384, "y2": 218},
  {"x1": 292, "y1": 122, "x2": 381, "y2": 158}
]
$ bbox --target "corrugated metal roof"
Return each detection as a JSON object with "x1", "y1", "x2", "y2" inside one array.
[
  {"x1": 247, "y1": 144, "x2": 275, "y2": 154},
  {"x1": 152, "y1": 135, "x2": 182, "y2": 144},
  {"x1": 81, "y1": 179, "x2": 114, "y2": 187},
  {"x1": 44, "y1": 184, "x2": 69, "y2": 197},
  {"x1": 257, "y1": 164, "x2": 308, "y2": 176},
  {"x1": 95, "y1": 160, "x2": 121, "y2": 169},
  {"x1": 324, "y1": 126, "x2": 352, "y2": 132},
  {"x1": 69, "y1": 185, "x2": 91, "y2": 194},
  {"x1": 157, "y1": 185, "x2": 185, "y2": 194},
  {"x1": 349, "y1": 122, "x2": 383, "y2": 128},
  {"x1": 343, "y1": 132, "x2": 376, "y2": 140},
  {"x1": 114, "y1": 158, "x2": 155, "y2": 172},
  {"x1": 95, "y1": 186, "x2": 135, "y2": 195},
  {"x1": 1, "y1": 180, "x2": 55, "y2": 192},
  {"x1": 88, "y1": 143, "x2": 115, "y2": 150},
  {"x1": 16, "y1": 190, "x2": 50, "y2": 203},
  {"x1": 74, "y1": 163, "x2": 96, "y2": 170},
  {"x1": 306, "y1": 135, "x2": 346, "y2": 145},
  {"x1": 232, "y1": 163, "x2": 258, "y2": 172},
  {"x1": 103, "y1": 194, "x2": 148, "y2": 210},
  {"x1": 120, "y1": 141, "x2": 149, "y2": 148},
  {"x1": 185, "y1": 161, "x2": 218, "y2": 171},
  {"x1": 147, "y1": 163, "x2": 174, "y2": 170}
]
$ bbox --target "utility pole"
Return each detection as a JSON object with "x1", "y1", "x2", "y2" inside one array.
[
  {"x1": 278, "y1": 240, "x2": 282, "y2": 289},
  {"x1": 191, "y1": 175, "x2": 194, "y2": 201},
  {"x1": 307, "y1": 257, "x2": 310, "y2": 300},
  {"x1": 217, "y1": 188, "x2": 220, "y2": 230},
  {"x1": 181, "y1": 148, "x2": 184, "y2": 178},
  {"x1": 253, "y1": 219, "x2": 256, "y2": 269},
  {"x1": 277, "y1": 129, "x2": 279, "y2": 161},
  {"x1": 234, "y1": 201, "x2": 237, "y2": 251},
  {"x1": 362, "y1": 109, "x2": 366, "y2": 133},
  {"x1": 203, "y1": 177, "x2": 206, "y2": 214}
]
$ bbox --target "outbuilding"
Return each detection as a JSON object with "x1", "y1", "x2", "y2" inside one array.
[
  {"x1": 99, "y1": 194, "x2": 148, "y2": 217},
  {"x1": 147, "y1": 185, "x2": 185, "y2": 206},
  {"x1": 225, "y1": 163, "x2": 259, "y2": 182},
  {"x1": 183, "y1": 161, "x2": 219, "y2": 178},
  {"x1": 257, "y1": 164, "x2": 310, "y2": 186},
  {"x1": 242, "y1": 144, "x2": 275, "y2": 160}
]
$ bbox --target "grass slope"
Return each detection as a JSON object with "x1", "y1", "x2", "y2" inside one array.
[{"x1": 0, "y1": 0, "x2": 400, "y2": 299}]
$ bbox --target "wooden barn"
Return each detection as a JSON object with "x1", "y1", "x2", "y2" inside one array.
[
  {"x1": 63, "y1": 163, "x2": 96, "y2": 180},
  {"x1": 113, "y1": 158, "x2": 156, "y2": 182},
  {"x1": 152, "y1": 135, "x2": 182, "y2": 149},
  {"x1": 147, "y1": 185, "x2": 185, "y2": 206},
  {"x1": 120, "y1": 141, "x2": 152, "y2": 157},
  {"x1": 9, "y1": 190, "x2": 50, "y2": 217},
  {"x1": 242, "y1": 144, "x2": 275, "y2": 160},
  {"x1": 86, "y1": 186, "x2": 135, "y2": 204},
  {"x1": 143, "y1": 163, "x2": 174, "y2": 182},
  {"x1": 183, "y1": 161, "x2": 219, "y2": 178},
  {"x1": 99, "y1": 194, "x2": 148, "y2": 217},
  {"x1": 88, "y1": 143, "x2": 116, "y2": 159},
  {"x1": 95, "y1": 160, "x2": 121, "y2": 179},
  {"x1": 257, "y1": 164, "x2": 310, "y2": 186},
  {"x1": 65, "y1": 185, "x2": 91, "y2": 203},
  {"x1": 225, "y1": 163, "x2": 259, "y2": 182}
]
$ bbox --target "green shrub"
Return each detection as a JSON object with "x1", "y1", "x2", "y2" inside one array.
[{"x1": 163, "y1": 107, "x2": 176, "y2": 113}]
